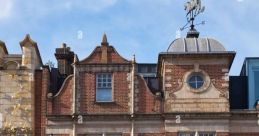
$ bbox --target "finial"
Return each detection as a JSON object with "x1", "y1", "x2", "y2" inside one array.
[
  {"x1": 101, "y1": 33, "x2": 109, "y2": 46},
  {"x1": 25, "y1": 34, "x2": 30, "y2": 39},
  {"x1": 180, "y1": 0, "x2": 205, "y2": 38},
  {"x1": 20, "y1": 34, "x2": 37, "y2": 46},
  {"x1": 132, "y1": 54, "x2": 136, "y2": 64},
  {"x1": 62, "y1": 43, "x2": 67, "y2": 48},
  {"x1": 73, "y1": 54, "x2": 78, "y2": 63}
]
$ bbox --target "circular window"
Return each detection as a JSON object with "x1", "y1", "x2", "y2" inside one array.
[{"x1": 188, "y1": 74, "x2": 204, "y2": 89}]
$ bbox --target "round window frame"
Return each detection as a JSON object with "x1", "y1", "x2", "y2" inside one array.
[{"x1": 184, "y1": 70, "x2": 211, "y2": 93}]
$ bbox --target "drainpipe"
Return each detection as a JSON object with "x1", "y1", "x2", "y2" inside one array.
[
  {"x1": 72, "y1": 55, "x2": 78, "y2": 136},
  {"x1": 131, "y1": 55, "x2": 136, "y2": 136}
]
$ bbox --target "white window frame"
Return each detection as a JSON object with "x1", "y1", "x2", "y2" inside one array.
[{"x1": 96, "y1": 73, "x2": 113, "y2": 102}]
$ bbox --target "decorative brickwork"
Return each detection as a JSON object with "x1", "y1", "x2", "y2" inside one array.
[
  {"x1": 164, "y1": 65, "x2": 192, "y2": 92},
  {"x1": 164, "y1": 64, "x2": 229, "y2": 93},
  {"x1": 162, "y1": 57, "x2": 231, "y2": 112},
  {"x1": 200, "y1": 65, "x2": 229, "y2": 92},
  {"x1": 79, "y1": 46, "x2": 130, "y2": 64}
]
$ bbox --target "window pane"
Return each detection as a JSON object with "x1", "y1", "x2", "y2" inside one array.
[
  {"x1": 96, "y1": 88, "x2": 112, "y2": 102},
  {"x1": 96, "y1": 73, "x2": 112, "y2": 102},
  {"x1": 108, "y1": 78, "x2": 112, "y2": 82},
  {"x1": 188, "y1": 74, "x2": 204, "y2": 89},
  {"x1": 197, "y1": 82, "x2": 204, "y2": 88},
  {"x1": 189, "y1": 76, "x2": 196, "y2": 82},
  {"x1": 189, "y1": 82, "x2": 196, "y2": 88},
  {"x1": 196, "y1": 76, "x2": 203, "y2": 81},
  {"x1": 102, "y1": 78, "x2": 106, "y2": 82}
]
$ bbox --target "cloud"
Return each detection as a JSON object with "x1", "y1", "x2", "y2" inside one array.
[{"x1": 0, "y1": 0, "x2": 13, "y2": 20}]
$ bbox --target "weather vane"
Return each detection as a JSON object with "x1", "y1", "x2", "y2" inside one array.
[{"x1": 180, "y1": 0, "x2": 205, "y2": 37}]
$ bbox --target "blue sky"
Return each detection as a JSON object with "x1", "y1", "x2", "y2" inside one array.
[{"x1": 0, "y1": 0, "x2": 258, "y2": 75}]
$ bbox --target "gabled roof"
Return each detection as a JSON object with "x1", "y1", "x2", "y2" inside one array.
[{"x1": 79, "y1": 34, "x2": 131, "y2": 64}]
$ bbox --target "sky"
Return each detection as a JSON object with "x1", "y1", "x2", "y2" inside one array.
[{"x1": 0, "y1": 0, "x2": 258, "y2": 75}]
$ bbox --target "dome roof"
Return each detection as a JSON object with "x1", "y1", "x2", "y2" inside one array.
[{"x1": 167, "y1": 38, "x2": 226, "y2": 53}]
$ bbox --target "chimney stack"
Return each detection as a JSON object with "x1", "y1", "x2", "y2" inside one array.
[{"x1": 55, "y1": 43, "x2": 74, "y2": 76}]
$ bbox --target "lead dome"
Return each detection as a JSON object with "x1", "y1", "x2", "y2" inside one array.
[{"x1": 167, "y1": 38, "x2": 226, "y2": 53}]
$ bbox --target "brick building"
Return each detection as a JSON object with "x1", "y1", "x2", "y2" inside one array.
[
  {"x1": 0, "y1": 16, "x2": 259, "y2": 136},
  {"x1": 44, "y1": 31, "x2": 259, "y2": 135},
  {"x1": 0, "y1": 31, "x2": 259, "y2": 136}
]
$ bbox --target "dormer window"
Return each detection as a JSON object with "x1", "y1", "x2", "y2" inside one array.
[{"x1": 96, "y1": 73, "x2": 113, "y2": 102}]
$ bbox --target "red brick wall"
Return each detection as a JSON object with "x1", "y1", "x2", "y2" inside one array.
[
  {"x1": 217, "y1": 132, "x2": 229, "y2": 136},
  {"x1": 80, "y1": 47, "x2": 130, "y2": 64},
  {"x1": 136, "y1": 76, "x2": 161, "y2": 113},
  {"x1": 165, "y1": 65, "x2": 192, "y2": 92},
  {"x1": 79, "y1": 72, "x2": 130, "y2": 114},
  {"x1": 200, "y1": 65, "x2": 228, "y2": 91},
  {"x1": 107, "y1": 48, "x2": 129, "y2": 63},
  {"x1": 164, "y1": 64, "x2": 228, "y2": 92},
  {"x1": 52, "y1": 76, "x2": 73, "y2": 115},
  {"x1": 34, "y1": 68, "x2": 50, "y2": 136}
]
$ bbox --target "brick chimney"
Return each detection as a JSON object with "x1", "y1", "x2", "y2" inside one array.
[{"x1": 55, "y1": 43, "x2": 74, "y2": 76}]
